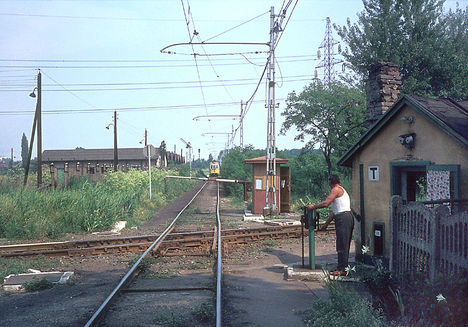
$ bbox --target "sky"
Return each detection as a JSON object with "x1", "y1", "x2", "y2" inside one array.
[{"x1": 0, "y1": 0, "x2": 463, "y2": 161}]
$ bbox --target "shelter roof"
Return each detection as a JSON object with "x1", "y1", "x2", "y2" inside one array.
[
  {"x1": 338, "y1": 95, "x2": 468, "y2": 167},
  {"x1": 244, "y1": 156, "x2": 289, "y2": 164}
]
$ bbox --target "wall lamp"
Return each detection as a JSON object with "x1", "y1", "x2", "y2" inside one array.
[{"x1": 399, "y1": 133, "x2": 416, "y2": 149}]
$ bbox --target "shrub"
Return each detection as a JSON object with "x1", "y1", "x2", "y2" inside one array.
[
  {"x1": 0, "y1": 168, "x2": 196, "y2": 240},
  {"x1": 303, "y1": 273, "x2": 385, "y2": 327},
  {"x1": 23, "y1": 278, "x2": 54, "y2": 292},
  {"x1": 191, "y1": 301, "x2": 215, "y2": 323}
]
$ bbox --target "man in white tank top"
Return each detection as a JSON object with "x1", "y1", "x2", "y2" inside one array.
[{"x1": 308, "y1": 174, "x2": 354, "y2": 276}]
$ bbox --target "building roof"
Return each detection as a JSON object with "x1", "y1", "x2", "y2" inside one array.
[
  {"x1": 42, "y1": 147, "x2": 160, "y2": 162},
  {"x1": 338, "y1": 95, "x2": 468, "y2": 167},
  {"x1": 244, "y1": 156, "x2": 289, "y2": 164}
]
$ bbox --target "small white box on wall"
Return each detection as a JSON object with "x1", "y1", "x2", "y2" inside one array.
[{"x1": 368, "y1": 166, "x2": 379, "y2": 181}]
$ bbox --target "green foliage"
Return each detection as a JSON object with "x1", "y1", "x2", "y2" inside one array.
[
  {"x1": 21, "y1": 133, "x2": 28, "y2": 169},
  {"x1": 159, "y1": 140, "x2": 167, "y2": 164},
  {"x1": 303, "y1": 275, "x2": 385, "y2": 327},
  {"x1": 335, "y1": 0, "x2": 468, "y2": 100},
  {"x1": 0, "y1": 169, "x2": 195, "y2": 240},
  {"x1": 23, "y1": 278, "x2": 54, "y2": 292},
  {"x1": 127, "y1": 255, "x2": 156, "y2": 274},
  {"x1": 357, "y1": 258, "x2": 468, "y2": 326},
  {"x1": 281, "y1": 81, "x2": 366, "y2": 174},
  {"x1": 153, "y1": 312, "x2": 188, "y2": 327},
  {"x1": 261, "y1": 239, "x2": 277, "y2": 247},
  {"x1": 191, "y1": 301, "x2": 215, "y2": 323},
  {"x1": 288, "y1": 151, "x2": 329, "y2": 198},
  {"x1": 0, "y1": 256, "x2": 60, "y2": 282},
  {"x1": 220, "y1": 146, "x2": 263, "y2": 198},
  {"x1": 391, "y1": 272, "x2": 468, "y2": 326}
]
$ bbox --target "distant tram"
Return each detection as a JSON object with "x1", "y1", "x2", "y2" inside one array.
[{"x1": 209, "y1": 160, "x2": 220, "y2": 177}]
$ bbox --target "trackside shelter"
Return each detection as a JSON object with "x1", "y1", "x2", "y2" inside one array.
[{"x1": 244, "y1": 156, "x2": 290, "y2": 215}]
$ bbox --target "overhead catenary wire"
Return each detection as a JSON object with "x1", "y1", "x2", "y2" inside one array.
[
  {"x1": 181, "y1": 0, "x2": 210, "y2": 120},
  {"x1": 195, "y1": 34, "x2": 235, "y2": 102},
  {"x1": 231, "y1": 1, "x2": 299, "y2": 146},
  {"x1": 273, "y1": 0, "x2": 299, "y2": 50},
  {"x1": 202, "y1": 10, "x2": 269, "y2": 43}
]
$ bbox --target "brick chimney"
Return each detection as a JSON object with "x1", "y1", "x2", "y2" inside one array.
[{"x1": 366, "y1": 62, "x2": 401, "y2": 127}]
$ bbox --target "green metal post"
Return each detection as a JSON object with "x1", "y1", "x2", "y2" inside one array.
[{"x1": 308, "y1": 209, "x2": 315, "y2": 269}]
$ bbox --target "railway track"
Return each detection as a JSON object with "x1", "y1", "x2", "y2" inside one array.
[
  {"x1": 2, "y1": 180, "x2": 336, "y2": 326},
  {"x1": 82, "y1": 180, "x2": 224, "y2": 327},
  {"x1": 0, "y1": 225, "x2": 310, "y2": 258}
]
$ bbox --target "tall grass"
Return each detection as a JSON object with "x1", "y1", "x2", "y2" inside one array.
[{"x1": 0, "y1": 169, "x2": 195, "y2": 240}]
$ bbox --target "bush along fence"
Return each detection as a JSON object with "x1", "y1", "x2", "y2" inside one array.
[{"x1": 389, "y1": 195, "x2": 468, "y2": 281}]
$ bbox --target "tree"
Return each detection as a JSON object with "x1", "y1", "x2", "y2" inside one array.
[
  {"x1": 288, "y1": 151, "x2": 329, "y2": 198},
  {"x1": 335, "y1": 0, "x2": 468, "y2": 100},
  {"x1": 159, "y1": 140, "x2": 167, "y2": 167},
  {"x1": 220, "y1": 146, "x2": 263, "y2": 198},
  {"x1": 21, "y1": 133, "x2": 28, "y2": 169},
  {"x1": 280, "y1": 81, "x2": 366, "y2": 175},
  {"x1": 208, "y1": 153, "x2": 214, "y2": 162}
]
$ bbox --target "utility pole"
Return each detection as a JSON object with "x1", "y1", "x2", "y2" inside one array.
[
  {"x1": 144, "y1": 128, "x2": 148, "y2": 147},
  {"x1": 264, "y1": 6, "x2": 280, "y2": 213},
  {"x1": 24, "y1": 70, "x2": 41, "y2": 187},
  {"x1": 315, "y1": 17, "x2": 343, "y2": 84},
  {"x1": 240, "y1": 101, "x2": 244, "y2": 148},
  {"x1": 10, "y1": 148, "x2": 13, "y2": 168},
  {"x1": 113, "y1": 111, "x2": 118, "y2": 171},
  {"x1": 37, "y1": 71, "x2": 42, "y2": 187}
]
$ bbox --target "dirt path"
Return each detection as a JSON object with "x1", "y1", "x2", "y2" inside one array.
[{"x1": 222, "y1": 235, "x2": 352, "y2": 327}]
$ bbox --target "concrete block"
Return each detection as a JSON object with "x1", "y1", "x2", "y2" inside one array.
[
  {"x1": 3, "y1": 271, "x2": 74, "y2": 292},
  {"x1": 243, "y1": 214, "x2": 264, "y2": 222},
  {"x1": 284, "y1": 264, "x2": 360, "y2": 282},
  {"x1": 111, "y1": 220, "x2": 127, "y2": 233},
  {"x1": 264, "y1": 219, "x2": 301, "y2": 226}
]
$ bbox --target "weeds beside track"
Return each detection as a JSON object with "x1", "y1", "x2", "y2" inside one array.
[{"x1": 0, "y1": 169, "x2": 196, "y2": 239}]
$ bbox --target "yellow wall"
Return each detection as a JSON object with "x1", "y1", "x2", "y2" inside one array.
[{"x1": 351, "y1": 104, "x2": 468, "y2": 257}]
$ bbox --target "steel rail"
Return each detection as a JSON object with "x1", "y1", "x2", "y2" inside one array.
[
  {"x1": 84, "y1": 181, "x2": 209, "y2": 327},
  {"x1": 216, "y1": 182, "x2": 222, "y2": 327},
  {"x1": 0, "y1": 225, "x2": 335, "y2": 258}
]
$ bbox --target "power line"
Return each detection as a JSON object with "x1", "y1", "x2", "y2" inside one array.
[
  {"x1": 0, "y1": 54, "x2": 317, "y2": 63},
  {"x1": 0, "y1": 74, "x2": 312, "y2": 87},
  {"x1": 202, "y1": 10, "x2": 269, "y2": 42},
  {"x1": 0, "y1": 77, "x2": 313, "y2": 92},
  {"x1": 0, "y1": 12, "x2": 190, "y2": 22},
  {"x1": 0, "y1": 99, "x2": 277, "y2": 116},
  {"x1": 41, "y1": 70, "x2": 98, "y2": 109},
  {"x1": 0, "y1": 57, "x2": 318, "y2": 69}
]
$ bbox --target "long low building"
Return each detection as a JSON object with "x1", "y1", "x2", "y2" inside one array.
[{"x1": 42, "y1": 147, "x2": 184, "y2": 171}]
